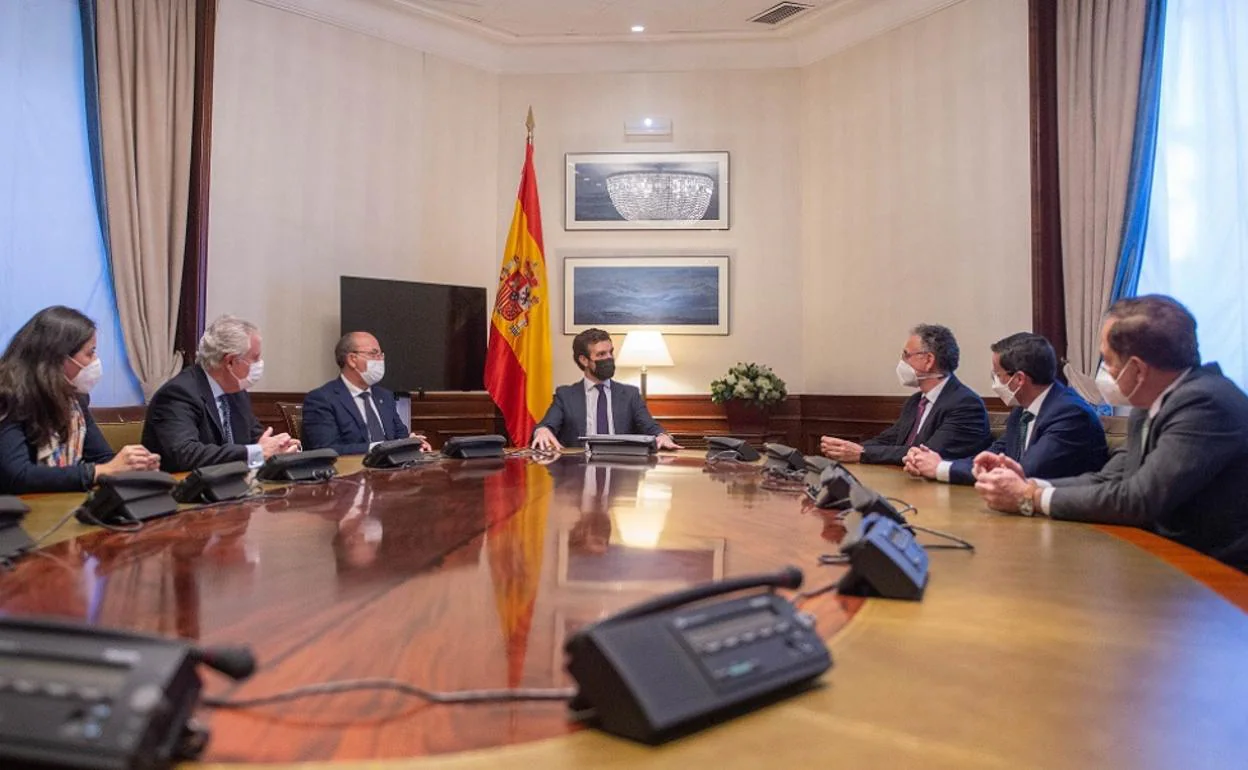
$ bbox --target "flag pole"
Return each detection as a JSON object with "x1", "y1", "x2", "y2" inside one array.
[{"x1": 526, "y1": 106, "x2": 535, "y2": 144}]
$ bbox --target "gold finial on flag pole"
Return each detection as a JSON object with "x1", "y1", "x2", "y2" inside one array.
[{"x1": 526, "y1": 106, "x2": 535, "y2": 142}]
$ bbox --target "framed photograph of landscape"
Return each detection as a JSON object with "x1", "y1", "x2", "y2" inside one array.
[
  {"x1": 564, "y1": 151, "x2": 730, "y2": 230},
  {"x1": 562, "y1": 253, "x2": 730, "y2": 335}
]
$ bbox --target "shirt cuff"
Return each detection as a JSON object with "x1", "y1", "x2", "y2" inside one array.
[
  {"x1": 936, "y1": 461, "x2": 952, "y2": 483},
  {"x1": 1034, "y1": 479, "x2": 1052, "y2": 488},
  {"x1": 1040, "y1": 486, "x2": 1055, "y2": 516},
  {"x1": 246, "y1": 444, "x2": 265, "y2": 469}
]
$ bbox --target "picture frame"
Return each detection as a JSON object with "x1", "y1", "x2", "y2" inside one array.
[
  {"x1": 562, "y1": 253, "x2": 730, "y2": 335},
  {"x1": 565, "y1": 151, "x2": 730, "y2": 230}
]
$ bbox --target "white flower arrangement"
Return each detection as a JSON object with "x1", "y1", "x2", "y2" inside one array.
[{"x1": 710, "y1": 363, "x2": 787, "y2": 406}]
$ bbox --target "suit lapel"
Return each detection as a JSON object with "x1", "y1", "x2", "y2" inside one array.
[
  {"x1": 192, "y1": 366, "x2": 226, "y2": 442},
  {"x1": 572, "y1": 382, "x2": 589, "y2": 436},
  {"x1": 1125, "y1": 410, "x2": 1147, "y2": 473},
  {"x1": 332, "y1": 378, "x2": 367, "y2": 434},
  {"x1": 611, "y1": 383, "x2": 628, "y2": 434},
  {"x1": 915, "y1": 376, "x2": 957, "y2": 444}
]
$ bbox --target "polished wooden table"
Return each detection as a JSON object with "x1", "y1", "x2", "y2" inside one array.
[{"x1": 4, "y1": 453, "x2": 1248, "y2": 769}]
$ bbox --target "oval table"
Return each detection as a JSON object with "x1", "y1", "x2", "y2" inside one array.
[{"x1": 4, "y1": 452, "x2": 1247, "y2": 769}]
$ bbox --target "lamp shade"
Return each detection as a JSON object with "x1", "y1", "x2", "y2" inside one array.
[{"x1": 616, "y1": 331, "x2": 674, "y2": 369}]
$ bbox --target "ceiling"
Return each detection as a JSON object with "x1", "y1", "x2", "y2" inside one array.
[{"x1": 397, "y1": 0, "x2": 847, "y2": 40}]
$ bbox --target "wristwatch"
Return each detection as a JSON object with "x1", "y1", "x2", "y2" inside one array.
[{"x1": 1018, "y1": 481, "x2": 1039, "y2": 517}]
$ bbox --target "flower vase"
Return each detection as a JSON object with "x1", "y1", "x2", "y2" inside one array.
[{"x1": 724, "y1": 399, "x2": 770, "y2": 434}]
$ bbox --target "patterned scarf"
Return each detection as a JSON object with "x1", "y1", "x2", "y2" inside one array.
[{"x1": 37, "y1": 400, "x2": 87, "y2": 467}]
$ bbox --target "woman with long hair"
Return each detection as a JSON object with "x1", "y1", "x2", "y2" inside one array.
[{"x1": 0, "y1": 306, "x2": 159, "y2": 493}]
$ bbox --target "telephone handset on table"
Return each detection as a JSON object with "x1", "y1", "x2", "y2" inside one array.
[
  {"x1": 563, "y1": 566, "x2": 832, "y2": 744},
  {"x1": 0, "y1": 615, "x2": 255, "y2": 770}
]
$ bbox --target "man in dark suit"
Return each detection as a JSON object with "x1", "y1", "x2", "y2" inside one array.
[
  {"x1": 820, "y1": 324, "x2": 992, "y2": 466},
  {"x1": 143, "y1": 315, "x2": 298, "y2": 472},
  {"x1": 976, "y1": 295, "x2": 1248, "y2": 572},
  {"x1": 531, "y1": 328, "x2": 682, "y2": 451},
  {"x1": 302, "y1": 332, "x2": 431, "y2": 455},
  {"x1": 904, "y1": 332, "x2": 1107, "y2": 484}
]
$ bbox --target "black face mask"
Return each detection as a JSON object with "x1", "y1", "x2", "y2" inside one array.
[{"x1": 590, "y1": 357, "x2": 616, "y2": 381}]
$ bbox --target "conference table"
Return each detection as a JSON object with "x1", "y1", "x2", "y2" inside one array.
[{"x1": 4, "y1": 451, "x2": 1248, "y2": 769}]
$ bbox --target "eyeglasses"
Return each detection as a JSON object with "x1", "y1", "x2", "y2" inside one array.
[
  {"x1": 900, "y1": 349, "x2": 930, "y2": 361},
  {"x1": 351, "y1": 349, "x2": 385, "y2": 359}
]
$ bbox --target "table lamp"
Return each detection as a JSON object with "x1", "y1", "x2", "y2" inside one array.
[{"x1": 616, "y1": 331, "x2": 673, "y2": 399}]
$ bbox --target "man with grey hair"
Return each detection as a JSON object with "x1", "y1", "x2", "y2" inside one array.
[
  {"x1": 143, "y1": 315, "x2": 299, "y2": 472},
  {"x1": 820, "y1": 323, "x2": 992, "y2": 465}
]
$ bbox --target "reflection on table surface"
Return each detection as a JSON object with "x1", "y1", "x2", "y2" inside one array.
[{"x1": 0, "y1": 454, "x2": 859, "y2": 763}]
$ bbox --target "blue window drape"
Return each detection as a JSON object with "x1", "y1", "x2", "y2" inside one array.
[
  {"x1": 1110, "y1": 0, "x2": 1169, "y2": 303},
  {"x1": 0, "y1": 0, "x2": 142, "y2": 406},
  {"x1": 1136, "y1": 0, "x2": 1248, "y2": 390}
]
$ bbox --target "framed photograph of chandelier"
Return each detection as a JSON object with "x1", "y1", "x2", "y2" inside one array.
[
  {"x1": 563, "y1": 252, "x2": 730, "y2": 335},
  {"x1": 564, "y1": 151, "x2": 730, "y2": 230}
]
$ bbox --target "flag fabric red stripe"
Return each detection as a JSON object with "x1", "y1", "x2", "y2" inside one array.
[{"x1": 485, "y1": 125, "x2": 552, "y2": 446}]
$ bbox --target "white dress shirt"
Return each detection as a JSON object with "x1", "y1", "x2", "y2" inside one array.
[
  {"x1": 207, "y1": 374, "x2": 264, "y2": 468},
  {"x1": 583, "y1": 378, "x2": 615, "y2": 435}
]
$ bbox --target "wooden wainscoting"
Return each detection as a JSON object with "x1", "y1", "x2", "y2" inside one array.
[
  {"x1": 247, "y1": 391, "x2": 504, "y2": 449},
  {"x1": 102, "y1": 392, "x2": 1006, "y2": 455}
]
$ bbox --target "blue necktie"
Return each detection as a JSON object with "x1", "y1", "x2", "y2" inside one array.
[
  {"x1": 359, "y1": 391, "x2": 386, "y2": 443},
  {"x1": 595, "y1": 383, "x2": 610, "y2": 435},
  {"x1": 217, "y1": 395, "x2": 235, "y2": 444}
]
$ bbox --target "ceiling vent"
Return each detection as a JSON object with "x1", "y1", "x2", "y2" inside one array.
[{"x1": 749, "y1": 2, "x2": 813, "y2": 26}]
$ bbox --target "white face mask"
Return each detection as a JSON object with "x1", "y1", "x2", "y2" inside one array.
[
  {"x1": 70, "y1": 357, "x2": 103, "y2": 394},
  {"x1": 896, "y1": 359, "x2": 920, "y2": 388},
  {"x1": 360, "y1": 358, "x2": 385, "y2": 387},
  {"x1": 238, "y1": 358, "x2": 264, "y2": 391},
  {"x1": 991, "y1": 373, "x2": 1021, "y2": 408},
  {"x1": 1095, "y1": 361, "x2": 1136, "y2": 407}
]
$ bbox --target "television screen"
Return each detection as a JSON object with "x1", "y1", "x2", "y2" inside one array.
[{"x1": 340, "y1": 276, "x2": 487, "y2": 392}]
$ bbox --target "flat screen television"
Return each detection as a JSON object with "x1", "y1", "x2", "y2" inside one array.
[{"x1": 340, "y1": 276, "x2": 487, "y2": 392}]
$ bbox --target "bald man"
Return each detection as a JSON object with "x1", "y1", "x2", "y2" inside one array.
[{"x1": 302, "y1": 332, "x2": 431, "y2": 455}]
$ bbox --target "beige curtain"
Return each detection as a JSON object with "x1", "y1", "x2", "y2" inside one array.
[
  {"x1": 96, "y1": 0, "x2": 196, "y2": 399},
  {"x1": 1056, "y1": 0, "x2": 1149, "y2": 378}
]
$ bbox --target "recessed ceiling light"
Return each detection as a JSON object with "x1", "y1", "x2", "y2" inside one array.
[{"x1": 631, "y1": 25, "x2": 645, "y2": 33}]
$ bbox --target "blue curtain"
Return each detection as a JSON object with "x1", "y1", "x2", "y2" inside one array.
[
  {"x1": 1109, "y1": 0, "x2": 1169, "y2": 302},
  {"x1": 1136, "y1": 0, "x2": 1248, "y2": 390},
  {"x1": 0, "y1": 0, "x2": 142, "y2": 406}
]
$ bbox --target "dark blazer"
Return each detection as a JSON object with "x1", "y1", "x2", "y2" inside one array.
[
  {"x1": 1048, "y1": 363, "x2": 1248, "y2": 572},
  {"x1": 142, "y1": 365, "x2": 264, "y2": 473},
  {"x1": 302, "y1": 377, "x2": 409, "y2": 455},
  {"x1": 947, "y1": 381, "x2": 1108, "y2": 485},
  {"x1": 0, "y1": 397, "x2": 114, "y2": 494},
  {"x1": 862, "y1": 374, "x2": 992, "y2": 465},
  {"x1": 535, "y1": 380, "x2": 664, "y2": 448}
]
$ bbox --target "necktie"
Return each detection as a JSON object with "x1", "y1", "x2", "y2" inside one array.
[
  {"x1": 904, "y1": 397, "x2": 929, "y2": 446},
  {"x1": 1011, "y1": 411, "x2": 1036, "y2": 459},
  {"x1": 359, "y1": 391, "x2": 386, "y2": 443},
  {"x1": 595, "y1": 383, "x2": 610, "y2": 435},
  {"x1": 218, "y1": 395, "x2": 235, "y2": 444}
]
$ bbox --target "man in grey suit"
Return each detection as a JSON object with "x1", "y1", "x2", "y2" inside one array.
[
  {"x1": 976, "y1": 295, "x2": 1248, "y2": 572},
  {"x1": 531, "y1": 328, "x2": 682, "y2": 452}
]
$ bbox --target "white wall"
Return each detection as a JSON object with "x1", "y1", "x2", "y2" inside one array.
[
  {"x1": 800, "y1": 0, "x2": 1032, "y2": 395},
  {"x1": 205, "y1": 0, "x2": 1030, "y2": 397},
  {"x1": 498, "y1": 70, "x2": 805, "y2": 395},
  {"x1": 208, "y1": 0, "x2": 499, "y2": 391}
]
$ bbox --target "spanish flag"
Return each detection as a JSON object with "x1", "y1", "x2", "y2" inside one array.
[{"x1": 486, "y1": 109, "x2": 552, "y2": 446}]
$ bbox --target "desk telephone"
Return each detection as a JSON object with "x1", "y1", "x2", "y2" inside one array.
[
  {"x1": 564, "y1": 566, "x2": 831, "y2": 744},
  {"x1": 0, "y1": 616, "x2": 255, "y2": 770}
]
